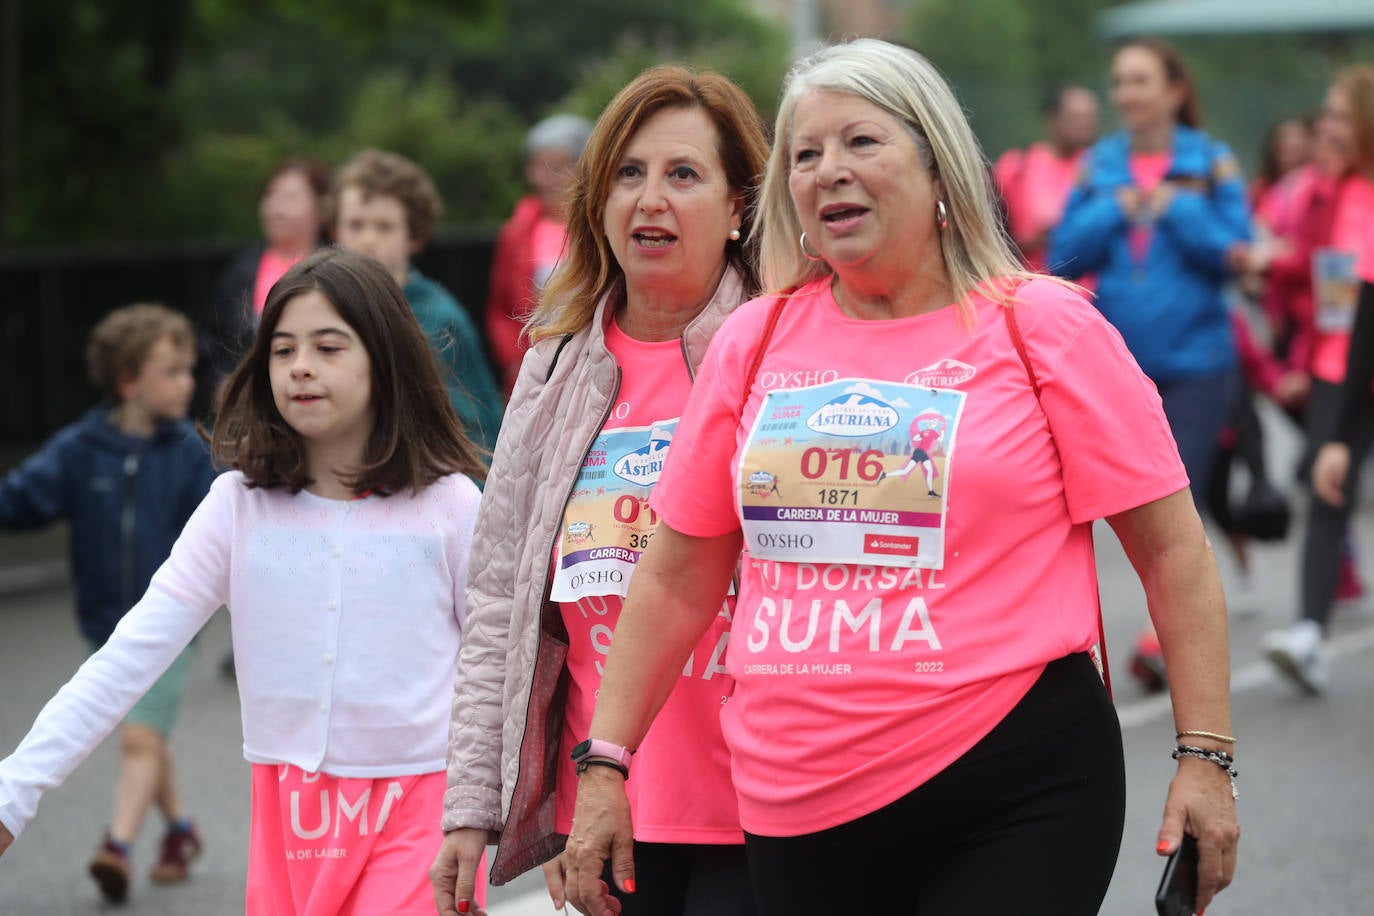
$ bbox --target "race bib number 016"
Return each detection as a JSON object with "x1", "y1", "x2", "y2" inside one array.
[{"x1": 738, "y1": 379, "x2": 965, "y2": 568}]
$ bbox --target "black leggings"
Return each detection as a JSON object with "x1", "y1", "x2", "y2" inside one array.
[
  {"x1": 1301, "y1": 379, "x2": 1374, "y2": 627},
  {"x1": 744, "y1": 654, "x2": 1125, "y2": 916},
  {"x1": 601, "y1": 842, "x2": 755, "y2": 916}
]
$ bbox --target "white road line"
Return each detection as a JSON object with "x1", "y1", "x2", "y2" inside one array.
[{"x1": 1116, "y1": 623, "x2": 1374, "y2": 729}]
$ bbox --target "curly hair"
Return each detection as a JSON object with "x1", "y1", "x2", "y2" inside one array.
[
  {"x1": 86, "y1": 303, "x2": 194, "y2": 401},
  {"x1": 328, "y1": 149, "x2": 444, "y2": 246}
]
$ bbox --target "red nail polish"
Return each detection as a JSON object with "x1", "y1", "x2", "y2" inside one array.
[
  {"x1": 624, "y1": 877, "x2": 637, "y2": 893},
  {"x1": 1157, "y1": 840, "x2": 1171, "y2": 854},
  {"x1": 457, "y1": 900, "x2": 470, "y2": 914}
]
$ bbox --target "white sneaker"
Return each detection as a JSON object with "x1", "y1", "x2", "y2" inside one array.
[
  {"x1": 1225, "y1": 572, "x2": 1263, "y2": 618},
  {"x1": 1261, "y1": 620, "x2": 1328, "y2": 695}
]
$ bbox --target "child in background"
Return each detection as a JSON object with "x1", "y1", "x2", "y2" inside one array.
[
  {"x1": 0, "y1": 251, "x2": 488, "y2": 914},
  {"x1": 331, "y1": 148, "x2": 505, "y2": 455},
  {"x1": 0, "y1": 303, "x2": 215, "y2": 903}
]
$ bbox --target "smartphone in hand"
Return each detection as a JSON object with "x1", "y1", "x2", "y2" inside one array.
[{"x1": 1155, "y1": 834, "x2": 1200, "y2": 916}]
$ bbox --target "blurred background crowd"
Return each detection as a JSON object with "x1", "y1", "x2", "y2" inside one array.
[{"x1": 2, "y1": 0, "x2": 1371, "y2": 448}]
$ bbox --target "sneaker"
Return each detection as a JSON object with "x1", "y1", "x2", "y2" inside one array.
[
  {"x1": 1128, "y1": 630, "x2": 1168, "y2": 694},
  {"x1": 149, "y1": 823, "x2": 203, "y2": 884},
  {"x1": 1225, "y1": 571, "x2": 1263, "y2": 618},
  {"x1": 88, "y1": 834, "x2": 130, "y2": 903},
  {"x1": 1262, "y1": 620, "x2": 1328, "y2": 695}
]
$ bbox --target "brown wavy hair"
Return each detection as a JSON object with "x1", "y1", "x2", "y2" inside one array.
[
  {"x1": 210, "y1": 248, "x2": 486, "y2": 494},
  {"x1": 529, "y1": 65, "x2": 770, "y2": 342},
  {"x1": 327, "y1": 148, "x2": 444, "y2": 247}
]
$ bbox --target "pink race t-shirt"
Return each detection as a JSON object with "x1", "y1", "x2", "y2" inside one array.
[
  {"x1": 553, "y1": 318, "x2": 742, "y2": 844},
  {"x1": 254, "y1": 248, "x2": 307, "y2": 317},
  {"x1": 994, "y1": 143, "x2": 1083, "y2": 269},
  {"x1": 651, "y1": 277, "x2": 1187, "y2": 837},
  {"x1": 1312, "y1": 174, "x2": 1374, "y2": 383},
  {"x1": 1128, "y1": 151, "x2": 1173, "y2": 262}
]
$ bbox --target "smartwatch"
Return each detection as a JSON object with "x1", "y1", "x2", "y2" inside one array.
[{"x1": 571, "y1": 738, "x2": 633, "y2": 778}]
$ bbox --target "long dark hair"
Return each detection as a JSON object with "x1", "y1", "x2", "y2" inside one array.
[{"x1": 211, "y1": 248, "x2": 487, "y2": 494}]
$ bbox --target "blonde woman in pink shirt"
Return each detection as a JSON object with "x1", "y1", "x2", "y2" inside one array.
[
  {"x1": 566, "y1": 39, "x2": 1240, "y2": 916},
  {"x1": 430, "y1": 67, "x2": 769, "y2": 916}
]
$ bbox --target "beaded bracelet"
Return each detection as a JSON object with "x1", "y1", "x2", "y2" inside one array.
[
  {"x1": 1176, "y1": 729, "x2": 1236, "y2": 744},
  {"x1": 1173, "y1": 744, "x2": 1239, "y2": 800}
]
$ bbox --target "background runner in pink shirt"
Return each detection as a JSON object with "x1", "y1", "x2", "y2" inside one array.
[{"x1": 993, "y1": 84, "x2": 1099, "y2": 271}]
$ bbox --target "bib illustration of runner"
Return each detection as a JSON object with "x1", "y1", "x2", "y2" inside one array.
[
  {"x1": 551, "y1": 420, "x2": 677, "y2": 601},
  {"x1": 738, "y1": 379, "x2": 966, "y2": 567},
  {"x1": 1313, "y1": 247, "x2": 1359, "y2": 334}
]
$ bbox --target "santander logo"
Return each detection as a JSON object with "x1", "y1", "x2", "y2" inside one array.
[{"x1": 906, "y1": 359, "x2": 976, "y2": 388}]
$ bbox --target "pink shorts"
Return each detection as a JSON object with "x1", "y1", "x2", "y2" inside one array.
[{"x1": 246, "y1": 764, "x2": 486, "y2": 915}]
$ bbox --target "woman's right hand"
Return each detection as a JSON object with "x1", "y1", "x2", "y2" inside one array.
[
  {"x1": 565, "y1": 767, "x2": 633, "y2": 916},
  {"x1": 430, "y1": 828, "x2": 488, "y2": 916},
  {"x1": 1313, "y1": 442, "x2": 1352, "y2": 507},
  {"x1": 0, "y1": 823, "x2": 13, "y2": 859}
]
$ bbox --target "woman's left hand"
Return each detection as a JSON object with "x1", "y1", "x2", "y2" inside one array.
[{"x1": 1156, "y1": 756, "x2": 1240, "y2": 913}]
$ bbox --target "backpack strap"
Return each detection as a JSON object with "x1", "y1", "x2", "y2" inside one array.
[
  {"x1": 740, "y1": 291, "x2": 792, "y2": 415},
  {"x1": 1002, "y1": 304, "x2": 1113, "y2": 698},
  {"x1": 1003, "y1": 304, "x2": 1041, "y2": 399}
]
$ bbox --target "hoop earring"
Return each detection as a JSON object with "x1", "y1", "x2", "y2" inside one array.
[
  {"x1": 936, "y1": 200, "x2": 949, "y2": 232},
  {"x1": 799, "y1": 232, "x2": 823, "y2": 262},
  {"x1": 729, "y1": 228, "x2": 741, "y2": 241}
]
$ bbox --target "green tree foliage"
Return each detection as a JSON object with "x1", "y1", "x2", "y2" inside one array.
[
  {"x1": 5, "y1": 0, "x2": 191, "y2": 244},
  {"x1": 4, "y1": 0, "x2": 785, "y2": 246}
]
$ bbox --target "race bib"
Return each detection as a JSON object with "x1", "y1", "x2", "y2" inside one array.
[
  {"x1": 738, "y1": 379, "x2": 966, "y2": 568},
  {"x1": 551, "y1": 420, "x2": 677, "y2": 601},
  {"x1": 1314, "y1": 248, "x2": 1359, "y2": 334}
]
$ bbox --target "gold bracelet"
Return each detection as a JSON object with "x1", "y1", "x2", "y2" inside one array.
[{"x1": 1176, "y1": 729, "x2": 1236, "y2": 744}]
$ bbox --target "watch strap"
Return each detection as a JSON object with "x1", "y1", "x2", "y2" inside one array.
[{"x1": 571, "y1": 738, "x2": 633, "y2": 776}]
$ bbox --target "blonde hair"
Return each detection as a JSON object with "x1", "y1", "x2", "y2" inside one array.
[
  {"x1": 758, "y1": 38, "x2": 1036, "y2": 311},
  {"x1": 529, "y1": 65, "x2": 770, "y2": 343},
  {"x1": 1336, "y1": 64, "x2": 1374, "y2": 179}
]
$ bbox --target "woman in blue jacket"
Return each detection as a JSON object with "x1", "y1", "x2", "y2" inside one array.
[{"x1": 1050, "y1": 37, "x2": 1251, "y2": 689}]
